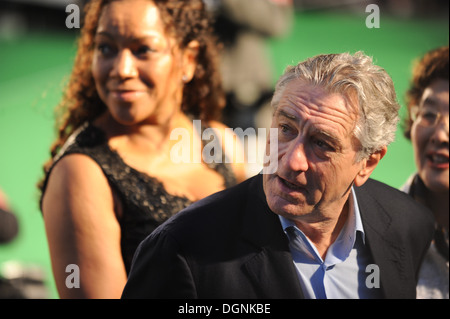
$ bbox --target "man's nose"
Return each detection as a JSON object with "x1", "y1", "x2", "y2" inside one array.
[{"x1": 283, "y1": 141, "x2": 309, "y2": 173}]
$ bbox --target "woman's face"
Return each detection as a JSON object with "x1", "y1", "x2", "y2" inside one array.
[
  {"x1": 411, "y1": 79, "x2": 449, "y2": 193},
  {"x1": 91, "y1": 0, "x2": 195, "y2": 126}
]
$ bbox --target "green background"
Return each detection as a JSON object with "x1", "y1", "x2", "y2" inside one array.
[{"x1": 0, "y1": 9, "x2": 448, "y2": 298}]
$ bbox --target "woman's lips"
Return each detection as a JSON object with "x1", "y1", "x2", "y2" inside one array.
[
  {"x1": 426, "y1": 152, "x2": 449, "y2": 169},
  {"x1": 111, "y1": 90, "x2": 145, "y2": 102}
]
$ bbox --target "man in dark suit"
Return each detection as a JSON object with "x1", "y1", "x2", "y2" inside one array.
[{"x1": 122, "y1": 52, "x2": 435, "y2": 299}]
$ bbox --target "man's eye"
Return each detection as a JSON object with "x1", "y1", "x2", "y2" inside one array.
[
  {"x1": 278, "y1": 124, "x2": 297, "y2": 141},
  {"x1": 313, "y1": 138, "x2": 335, "y2": 152},
  {"x1": 280, "y1": 124, "x2": 290, "y2": 133},
  {"x1": 279, "y1": 124, "x2": 296, "y2": 136}
]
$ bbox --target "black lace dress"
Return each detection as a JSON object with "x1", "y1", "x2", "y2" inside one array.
[{"x1": 40, "y1": 122, "x2": 237, "y2": 274}]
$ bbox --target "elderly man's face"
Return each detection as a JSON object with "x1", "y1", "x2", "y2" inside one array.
[{"x1": 263, "y1": 80, "x2": 369, "y2": 222}]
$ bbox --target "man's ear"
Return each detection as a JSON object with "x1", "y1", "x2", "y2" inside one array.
[
  {"x1": 354, "y1": 146, "x2": 387, "y2": 187},
  {"x1": 181, "y1": 40, "x2": 199, "y2": 83}
]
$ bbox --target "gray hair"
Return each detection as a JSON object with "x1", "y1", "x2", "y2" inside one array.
[{"x1": 271, "y1": 51, "x2": 400, "y2": 161}]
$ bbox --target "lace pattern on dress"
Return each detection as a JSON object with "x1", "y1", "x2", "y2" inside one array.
[{"x1": 40, "y1": 122, "x2": 237, "y2": 273}]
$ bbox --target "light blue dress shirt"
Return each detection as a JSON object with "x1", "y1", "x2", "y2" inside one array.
[{"x1": 279, "y1": 188, "x2": 383, "y2": 299}]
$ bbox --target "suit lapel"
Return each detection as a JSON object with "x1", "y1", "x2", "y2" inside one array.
[
  {"x1": 355, "y1": 182, "x2": 415, "y2": 299},
  {"x1": 243, "y1": 245, "x2": 304, "y2": 298},
  {"x1": 239, "y1": 177, "x2": 416, "y2": 299},
  {"x1": 240, "y1": 175, "x2": 304, "y2": 299}
]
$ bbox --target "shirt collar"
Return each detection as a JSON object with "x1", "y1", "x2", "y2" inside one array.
[
  {"x1": 279, "y1": 187, "x2": 365, "y2": 263},
  {"x1": 351, "y1": 186, "x2": 365, "y2": 243}
]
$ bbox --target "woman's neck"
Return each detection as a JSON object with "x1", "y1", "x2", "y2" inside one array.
[
  {"x1": 425, "y1": 188, "x2": 449, "y2": 231},
  {"x1": 411, "y1": 175, "x2": 449, "y2": 231},
  {"x1": 95, "y1": 111, "x2": 192, "y2": 151}
]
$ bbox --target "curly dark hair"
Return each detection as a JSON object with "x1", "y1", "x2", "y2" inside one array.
[
  {"x1": 403, "y1": 45, "x2": 449, "y2": 139},
  {"x1": 39, "y1": 0, "x2": 224, "y2": 189}
]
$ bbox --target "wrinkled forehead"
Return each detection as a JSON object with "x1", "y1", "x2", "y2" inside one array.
[
  {"x1": 282, "y1": 79, "x2": 360, "y2": 118},
  {"x1": 275, "y1": 80, "x2": 360, "y2": 142}
]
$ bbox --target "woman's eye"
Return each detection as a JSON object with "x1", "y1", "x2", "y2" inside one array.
[
  {"x1": 135, "y1": 46, "x2": 155, "y2": 57},
  {"x1": 422, "y1": 111, "x2": 437, "y2": 120},
  {"x1": 97, "y1": 43, "x2": 115, "y2": 56}
]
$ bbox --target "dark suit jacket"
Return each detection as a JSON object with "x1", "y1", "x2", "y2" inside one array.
[{"x1": 122, "y1": 174, "x2": 434, "y2": 299}]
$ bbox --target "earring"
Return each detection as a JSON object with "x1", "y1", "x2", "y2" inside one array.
[{"x1": 182, "y1": 75, "x2": 189, "y2": 83}]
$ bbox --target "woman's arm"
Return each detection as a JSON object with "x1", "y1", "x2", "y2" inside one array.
[{"x1": 42, "y1": 154, "x2": 127, "y2": 298}]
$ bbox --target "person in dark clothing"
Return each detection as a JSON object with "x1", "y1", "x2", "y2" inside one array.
[{"x1": 122, "y1": 52, "x2": 434, "y2": 299}]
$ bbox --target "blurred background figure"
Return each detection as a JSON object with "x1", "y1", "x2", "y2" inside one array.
[
  {"x1": 0, "y1": 186, "x2": 23, "y2": 298},
  {"x1": 0, "y1": 187, "x2": 20, "y2": 299},
  {"x1": 0, "y1": 188, "x2": 18, "y2": 245},
  {"x1": 205, "y1": 0, "x2": 294, "y2": 131},
  {"x1": 402, "y1": 45, "x2": 449, "y2": 299},
  {"x1": 1, "y1": 188, "x2": 47, "y2": 299}
]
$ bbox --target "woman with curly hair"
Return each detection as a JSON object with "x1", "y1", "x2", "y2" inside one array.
[
  {"x1": 39, "y1": 0, "x2": 245, "y2": 298},
  {"x1": 402, "y1": 45, "x2": 449, "y2": 299}
]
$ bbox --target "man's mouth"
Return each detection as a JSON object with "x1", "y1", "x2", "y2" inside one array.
[{"x1": 278, "y1": 176, "x2": 306, "y2": 192}]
